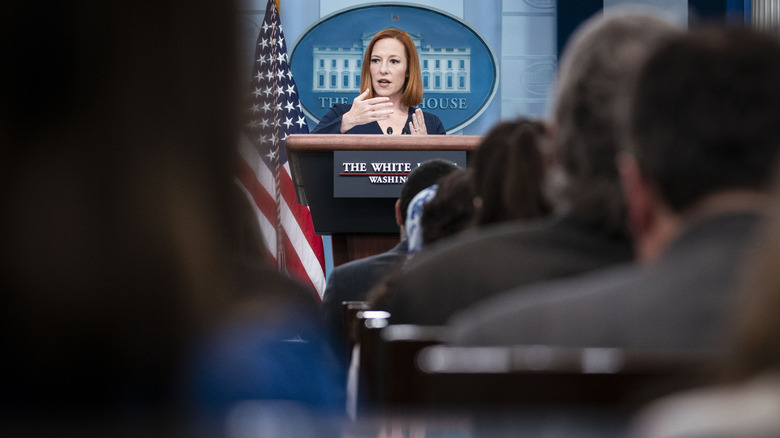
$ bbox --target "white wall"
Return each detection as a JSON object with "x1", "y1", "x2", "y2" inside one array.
[{"x1": 604, "y1": 0, "x2": 688, "y2": 24}]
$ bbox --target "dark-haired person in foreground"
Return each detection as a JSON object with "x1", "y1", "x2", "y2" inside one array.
[
  {"x1": 0, "y1": 0, "x2": 346, "y2": 435},
  {"x1": 384, "y1": 11, "x2": 680, "y2": 326},
  {"x1": 449, "y1": 26, "x2": 780, "y2": 352},
  {"x1": 470, "y1": 119, "x2": 552, "y2": 227},
  {"x1": 630, "y1": 164, "x2": 780, "y2": 438}
]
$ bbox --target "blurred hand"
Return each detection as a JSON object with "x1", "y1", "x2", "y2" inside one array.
[{"x1": 340, "y1": 89, "x2": 394, "y2": 133}]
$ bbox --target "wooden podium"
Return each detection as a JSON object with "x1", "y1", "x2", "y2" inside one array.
[{"x1": 286, "y1": 134, "x2": 481, "y2": 266}]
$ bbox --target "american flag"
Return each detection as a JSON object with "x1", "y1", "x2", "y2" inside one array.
[{"x1": 237, "y1": 0, "x2": 326, "y2": 297}]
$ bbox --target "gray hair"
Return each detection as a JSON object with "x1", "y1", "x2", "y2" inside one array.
[{"x1": 550, "y1": 10, "x2": 681, "y2": 236}]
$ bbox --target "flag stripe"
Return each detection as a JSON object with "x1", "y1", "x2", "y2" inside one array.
[
  {"x1": 278, "y1": 167, "x2": 326, "y2": 292},
  {"x1": 236, "y1": 179, "x2": 277, "y2": 262},
  {"x1": 237, "y1": 157, "x2": 276, "y2": 228},
  {"x1": 238, "y1": 134, "x2": 324, "y2": 289},
  {"x1": 238, "y1": 155, "x2": 324, "y2": 296},
  {"x1": 236, "y1": 158, "x2": 277, "y2": 256},
  {"x1": 279, "y1": 227, "x2": 318, "y2": 291},
  {"x1": 279, "y1": 163, "x2": 325, "y2": 267}
]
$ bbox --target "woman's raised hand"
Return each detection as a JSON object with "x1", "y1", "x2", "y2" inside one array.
[{"x1": 340, "y1": 89, "x2": 393, "y2": 133}]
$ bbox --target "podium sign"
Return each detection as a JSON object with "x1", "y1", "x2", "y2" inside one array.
[
  {"x1": 334, "y1": 150, "x2": 467, "y2": 198},
  {"x1": 286, "y1": 134, "x2": 480, "y2": 265}
]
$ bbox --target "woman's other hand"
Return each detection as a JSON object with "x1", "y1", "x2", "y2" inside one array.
[{"x1": 408, "y1": 108, "x2": 428, "y2": 135}]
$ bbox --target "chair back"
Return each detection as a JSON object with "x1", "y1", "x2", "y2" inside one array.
[
  {"x1": 412, "y1": 344, "x2": 718, "y2": 410},
  {"x1": 341, "y1": 300, "x2": 370, "y2": 358}
]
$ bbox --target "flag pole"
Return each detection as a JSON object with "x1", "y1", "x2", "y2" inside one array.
[{"x1": 269, "y1": 2, "x2": 286, "y2": 274}]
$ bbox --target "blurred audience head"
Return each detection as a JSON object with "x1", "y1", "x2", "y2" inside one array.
[
  {"x1": 552, "y1": 10, "x2": 680, "y2": 236},
  {"x1": 470, "y1": 119, "x2": 552, "y2": 226},
  {"x1": 626, "y1": 26, "x2": 780, "y2": 214},
  {"x1": 0, "y1": 0, "x2": 242, "y2": 426},
  {"x1": 421, "y1": 168, "x2": 478, "y2": 246},
  {"x1": 620, "y1": 25, "x2": 780, "y2": 261},
  {"x1": 396, "y1": 159, "x2": 459, "y2": 238}
]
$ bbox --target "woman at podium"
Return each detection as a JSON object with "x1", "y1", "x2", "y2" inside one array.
[{"x1": 312, "y1": 28, "x2": 446, "y2": 136}]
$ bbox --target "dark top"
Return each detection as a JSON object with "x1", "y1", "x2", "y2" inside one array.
[
  {"x1": 320, "y1": 239, "x2": 408, "y2": 340},
  {"x1": 386, "y1": 213, "x2": 634, "y2": 326},
  {"x1": 311, "y1": 103, "x2": 446, "y2": 135},
  {"x1": 450, "y1": 211, "x2": 764, "y2": 351}
]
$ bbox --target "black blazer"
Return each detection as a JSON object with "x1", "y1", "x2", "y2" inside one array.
[
  {"x1": 312, "y1": 103, "x2": 446, "y2": 135},
  {"x1": 387, "y1": 214, "x2": 634, "y2": 326},
  {"x1": 320, "y1": 239, "x2": 409, "y2": 339},
  {"x1": 450, "y1": 212, "x2": 764, "y2": 351}
]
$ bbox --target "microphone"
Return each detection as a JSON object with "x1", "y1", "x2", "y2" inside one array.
[
  {"x1": 386, "y1": 126, "x2": 393, "y2": 135},
  {"x1": 402, "y1": 126, "x2": 410, "y2": 135}
]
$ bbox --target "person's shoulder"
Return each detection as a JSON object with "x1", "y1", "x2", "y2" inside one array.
[
  {"x1": 231, "y1": 254, "x2": 319, "y2": 309},
  {"x1": 331, "y1": 255, "x2": 373, "y2": 274},
  {"x1": 333, "y1": 243, "x2": 406, "y2": 272},
  {"x1": 630, "y1": 373, "x2": 780, "y2": 438},
  {"x1": 406, "y1": 217, "x2": 556, "y2": 268},
  {"x1": 448, "y1": 262, "x2": 640, "y2": 344},
  {"x1": 418, "y1": 108, "x2": 439, "y2": 119}
]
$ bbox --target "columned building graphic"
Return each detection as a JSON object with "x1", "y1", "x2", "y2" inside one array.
[{"x1": 312, "y1": 32, "x2": 470, "y2": 93}]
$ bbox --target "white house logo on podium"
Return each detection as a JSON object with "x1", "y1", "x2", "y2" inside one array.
[{"x1": 290, "y1": 4, "x2": 498, "y2": 133}]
